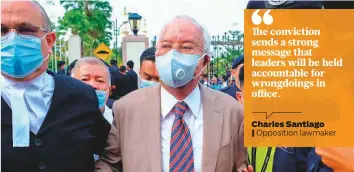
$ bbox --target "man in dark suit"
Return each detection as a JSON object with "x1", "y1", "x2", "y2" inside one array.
[
  {"x1": 221, "y1": 55, "x2": 243, "y2": 99},
  {"x1": 108, "y1": 60, "x2": 121, "y2": 99},
  {"x1": 109, "y1": 59, "x2": 120, "y2": 74},
  {"x1": 119, "y1": 65, "x2": 127, "y2": 75},
  {"x1": 109, "y1": 61, "x2": 131, "y2": 100},
  {"x1": 56, "y1": 61, "x2": 66, "y2": 75},
  {"x1": 1, "y1": 1, "x2": 110, "y2": 171},
  {"x1": 126, "y1": 60, "x2": 138, "y2": 91},
  {"x1": 66, "y1": 59, "x2": 78, "y2": 76}
]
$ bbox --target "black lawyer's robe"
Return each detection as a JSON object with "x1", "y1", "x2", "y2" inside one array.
[{"x1": 1, "y1": 71, "x2": 111, "y2": 172}]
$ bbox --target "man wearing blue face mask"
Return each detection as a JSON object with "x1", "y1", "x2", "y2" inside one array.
[
  {"x1": 71, "y1": 57, "x2": 114, "y2": 125},
  {"x1": 1, "y1": 1, "x2": 110, "y2": 172},
  {"x1": 139, "y1": 47, "x2": 160, "y2": 88},
  {"x1": 70, "y1": 57, "x2": 114, "y2": 161},
  {"x1": 95, "y1": 15, "x2": 250, "y2": 172}
]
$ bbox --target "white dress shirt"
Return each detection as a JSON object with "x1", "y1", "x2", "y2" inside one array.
[
  {"x1": 103, "y1": 105, "x2": 113, "y2": 124},
  {"x1": 1, "y1": 72, "x2": 55, "y2": 147},
  {"x1": 160, "y1": 86, "x2": 203, "y2": 172}
]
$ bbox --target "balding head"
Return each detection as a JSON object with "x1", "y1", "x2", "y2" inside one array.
[
  {"x1": 1, "y1": 0, "x2": 51, "y2": 31},
  {"x1": 1, "y1": 0, "x2": 56, "y2": 82},
  {"x1": 32, "y1": 1, "x2": 52, "y2": 31},
  {"x1": 157, "y1": 15, "x2": 211, "y2": 55}
]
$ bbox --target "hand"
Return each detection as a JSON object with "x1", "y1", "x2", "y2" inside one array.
[
  {"x1": 316, "y1": 147, "x2": 354, "y2": 172},
  {"x1": 240, "y1": 165, "x2": 254, "y2": 172}
]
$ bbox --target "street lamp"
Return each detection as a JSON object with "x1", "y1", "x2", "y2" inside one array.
[
  {"x1": 112, "y1": 19, "x2": 129, "y2": 61},
  {"x1": 128, "y1": 13, "x2": 142, "y2": 35}
]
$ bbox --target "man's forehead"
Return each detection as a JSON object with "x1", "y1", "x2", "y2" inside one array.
[
  {"x1": 159, "y1": 18, "x2": 203, "y2": 43},
  {"x1": 1, "y1": 1, "x2": 43, "y2": 27},
  {"x1": 79, "y1": 65, "x2": 108, "y2": 76}
]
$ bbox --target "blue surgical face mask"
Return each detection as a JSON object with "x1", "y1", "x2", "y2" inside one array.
[
  {"x1": 155, "y1": 49, "x2": 206, "y2": 88},
  {"x1": 140, "y1": 79, "x2": 159, "y2": 88},
  {"x1": 1, "y1": 32, "x2": 48, "y2": 78},
  {"x1": 95, "y1": 90, "x2": 107, "y2": 109}
]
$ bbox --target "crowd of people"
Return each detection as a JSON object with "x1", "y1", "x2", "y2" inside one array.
[{"x1": 1, "y1": 0, "x2": 353, "y2": 172}]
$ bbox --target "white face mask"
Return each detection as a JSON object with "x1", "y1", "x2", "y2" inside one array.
[{"x1": 155, "y1": 49, "x2": 206, "y2": 88}]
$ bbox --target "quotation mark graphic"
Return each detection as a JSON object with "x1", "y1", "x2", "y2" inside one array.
[{"x1": 252, "y1": 9, "x2": 273, "y2": 25}]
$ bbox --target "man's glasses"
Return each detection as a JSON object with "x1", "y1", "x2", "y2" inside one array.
[
  {"x1": 1, "y1": 25, "x2": 48, "y2": 40},
  {"x1": 156, "y1": 43, "x2": 203, "y2": 54}
]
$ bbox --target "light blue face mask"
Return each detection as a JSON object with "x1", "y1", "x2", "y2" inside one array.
[
  {"x1": 155, "y1": 49, "x2": 206, "y2": 88},
  {"x1": 140, "y1": 79, "x2": 159, "y2": 88},
  {"x1": 1, "y1": 32, "x2": 48, "y2": 78},
  {"x1": 95, "y1": 90, "x2": 107, "y2": 109}
]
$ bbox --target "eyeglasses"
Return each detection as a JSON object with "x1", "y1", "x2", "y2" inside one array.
[
  {"x1": 156, "y1": 43, "x2": 203, "y2": 54},
  {"x1": 1, "y1": 25, "x2": 48, "y2": 40}
]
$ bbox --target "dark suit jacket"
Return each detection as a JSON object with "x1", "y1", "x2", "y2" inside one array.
[
  {"x1": 1, "y1": 71, "x2": 111, "y2": 172},
  {"x1": 273, "y1": 147, "x2": 333, "y2": 172},
  {"x1": 106, "y1": 98, "x2": 115, "y2": 109},
  {"x1": 127, "y1": 70, "x2": 138, "y2": 92},
  {"x1": 109, "y1": 66, "x2": 131, "y2": 100},
  {"x1": 56, "y1": 69, "x2": 66, "y2": 75},
  {"x1": 220, "y1": 84, "x2": 241, "y2": 100}
]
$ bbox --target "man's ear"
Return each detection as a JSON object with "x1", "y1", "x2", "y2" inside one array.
[
  {"x1": 46, "y1": 32, "x2": 56, "y2": 54},
  {"x1": 231, "y1": 69, "x2": 237, "y2": 78},
  {"x1": 236, "y1": 91, "x2": 243, "y2": 103},
  {"x1": 203, "y1": 54, "x2": 211, "y2": 66}
]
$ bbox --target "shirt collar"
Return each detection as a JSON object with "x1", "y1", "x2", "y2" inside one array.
[
  {"x1": 103, "y1": 105, "x2": 112, "y2": 114},
  {"x1": 160, "y1": 85, "x2": 201, "y2": 119},
  {"x1": 1, "y1": 72, "x2": 47, "y2": 90}
]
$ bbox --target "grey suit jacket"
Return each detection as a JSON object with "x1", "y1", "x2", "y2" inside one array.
[{"x1": 95, "y1": 84, "x2": 247, "y2": 172}]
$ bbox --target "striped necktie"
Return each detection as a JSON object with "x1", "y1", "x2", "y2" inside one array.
[{"x1": 169, "y1": 101, "x2": 194, "y2": 172}]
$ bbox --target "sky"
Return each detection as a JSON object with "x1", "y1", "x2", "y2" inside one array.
[{"x1": 38, "y1": 0, "x2": 248, "y2": 47}]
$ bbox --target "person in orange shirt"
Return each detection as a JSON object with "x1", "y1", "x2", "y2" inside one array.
[{"x1": 316, "y1": 147, "x2": 354, "y2": 172}]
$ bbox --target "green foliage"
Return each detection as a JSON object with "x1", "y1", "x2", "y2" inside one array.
[
  {"x1": 106, "y1": 47, "x2": 122, "y2": 66},
  {"x1": 211, "y1": 29, "x2": 244, "y2": 76},
  {"x1": 57, "y1": 0, "x2": 113, "y2": 56}
]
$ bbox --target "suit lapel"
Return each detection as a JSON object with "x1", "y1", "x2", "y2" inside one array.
[
  {"x1": 38, "y1": 71, "x2": 69, "y2": 136},
  {"x1": 1, "y1": 96, "x2": 12, "y2": 125},
  {"x1": 201, "y1": 86, "x2": 223, "y2": 171},
  {"x1": 140, "y1": 85, "x2": 162, "y2": 172}
]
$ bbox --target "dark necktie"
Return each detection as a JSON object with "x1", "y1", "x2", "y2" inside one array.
[{"x1": 169, "y1": 101, "x2": 194, "y2": 172}]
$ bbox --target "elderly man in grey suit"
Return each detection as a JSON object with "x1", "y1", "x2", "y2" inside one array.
[{"x1": 95, "y1": 15, "x2": 248, "y2": 172}]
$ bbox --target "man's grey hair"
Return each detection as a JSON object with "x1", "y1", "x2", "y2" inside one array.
[
  {"x1": 71, "y1": 57, "x2": 111, "y2": 86},
  {"x1": 158, "y1": 15, "x2": 211, "y2": 55},
  {"x1": 32, "y1": 1, "x2": 51, "y2": 31}
]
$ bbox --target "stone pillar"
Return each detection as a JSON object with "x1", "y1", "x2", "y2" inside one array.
[
  {"x1": 122, "y1": 35, "x2": 149, "y2": 87},
  {"x1": 68, "y1": 35, "x2": 81, "y2": 64}
]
